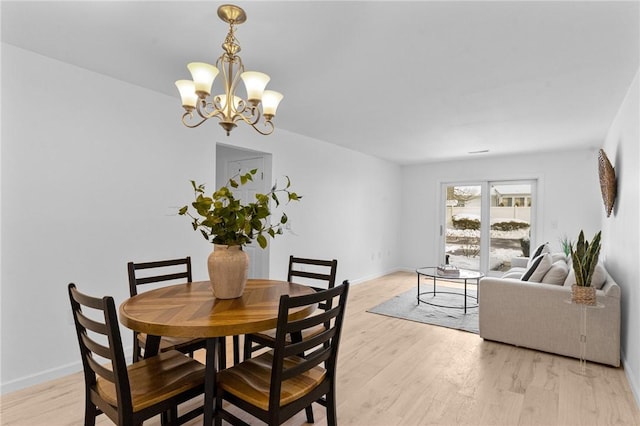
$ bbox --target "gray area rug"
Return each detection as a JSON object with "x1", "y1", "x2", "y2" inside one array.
[{"x1": 367, "y1": 286, "x2": 479, "y2": 334}]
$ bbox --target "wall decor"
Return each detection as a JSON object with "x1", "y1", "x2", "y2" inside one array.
[{"x1": 598, "y1": 148, "x2": 617, "y2": 217}]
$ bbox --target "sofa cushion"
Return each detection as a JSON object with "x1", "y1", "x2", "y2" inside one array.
[
  {"x1": 541, "y1": 260, "x2": 569, "y2": 285},
  {"x1": 501, "y1": 268, "x2": 525, "y2": 279},
  {"x1": 551, "y1": 252, "x2": 568, "y2": 264},
  {"x1": 522, "y1": 253, "x2": 553, "y2": 282}
]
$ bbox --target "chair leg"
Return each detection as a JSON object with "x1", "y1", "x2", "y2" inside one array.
[
  {"x1": 84, "y1": 400, "x2": 97, "y2": 426},
  {"x1": 243, "y1": 334, "x2": 253, "y2": 360},
  {"x1": 326, "y1": 386, "x2": 337, "y2": 426},
  {"x1": 160, "y1": 407, "x2": 178, "y2": 425},
  {"x1": 233, "y1": 335, "x2": 240, "y2": 364},
  {"x1": 132, "y1": 333, "x2": 140, "y2": 363},
  {"x1": 214, "y1": 387, "x2": 223, "y2": 426},
  {"x1": 218, "y1": 337, "x2": 227, "y2": 369},
  {"x1": 305, "y1": 405, "x2": 315, "y2": 423}
]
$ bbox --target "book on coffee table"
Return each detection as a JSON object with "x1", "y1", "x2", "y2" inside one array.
[{"x1": 437, "y1": 264, "x2": 460, "y2": 277}]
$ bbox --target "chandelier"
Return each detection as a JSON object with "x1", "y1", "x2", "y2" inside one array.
[{"x1": 175, "y1": 4, "x2": 283, "y2": 136}]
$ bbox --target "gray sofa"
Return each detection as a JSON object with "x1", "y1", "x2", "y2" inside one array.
[{"x1": 478, "y1": 257, "x2": 621, "y2": 367}]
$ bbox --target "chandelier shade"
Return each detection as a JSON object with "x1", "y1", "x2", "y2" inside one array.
[
  {"x1": 175, "y1": 80, "x2": 198, "y2": 111},
  {"x1": 175, "y1": 4, "x2": 283, "y2": 136},
  {"x1": 187, "y1": 62, "x2": 219, "y2": 97},
  {"x1": 261, "y1": 90, "x2": 284, "y2": 118}
]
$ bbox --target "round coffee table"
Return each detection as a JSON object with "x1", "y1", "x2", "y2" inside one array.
[{"x1": 416, "y1": 266, "x2": 484, "y2": 313}]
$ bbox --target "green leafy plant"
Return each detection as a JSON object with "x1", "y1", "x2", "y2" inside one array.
[
  {"x1": 559, "y1": 235, "x2": 572, "y2": 256},
  {"x1": 570, "y1": 230, "x2": 601, "y2": 287},
  {"x1": 179, "y1": 169, "x2": 301, "y2": 249}
]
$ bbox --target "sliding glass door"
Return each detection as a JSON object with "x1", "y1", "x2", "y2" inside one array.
[
  {"x1": 443, "y1": 184, "x2": 483, "y2": 271},
  {"x1": 441, "y1": 180, "x2": 536, "y2": 275}
]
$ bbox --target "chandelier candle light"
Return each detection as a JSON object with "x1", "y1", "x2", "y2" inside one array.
[{"x1": 175, "y1": 4, "x2": 283, "y2": 136}]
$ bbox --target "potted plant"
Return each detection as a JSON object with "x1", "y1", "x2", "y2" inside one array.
[
  {"x1": 569, "y1": 230, "x2": 601, "y2": 305},
  {"x1": 559, "y1": 234, "x2": 572, "y2": 256},
  {"x1": 179, "y1": 169, "x2": 301, "y2": 298}
]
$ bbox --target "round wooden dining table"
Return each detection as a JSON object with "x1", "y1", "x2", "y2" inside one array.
[{"x1": 119, "y1": 279, "x2": 316, "y2": 426}]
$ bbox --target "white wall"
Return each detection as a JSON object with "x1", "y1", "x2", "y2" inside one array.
[
  {"x1": 0, "y1": 44, "x2": 215, "y2": 392},
  {"x1": 601, "y1": 70, "x2": 640, "y2": 405},
  {"x1": 399, "y1": 149, "x2": 603, "y2": 269},
  {"x1": 0, "y1": 44, "x2": 402, "y2": 393},
  {"x1": 210, "y1": 124, "x2": 402, "y2": 284}
]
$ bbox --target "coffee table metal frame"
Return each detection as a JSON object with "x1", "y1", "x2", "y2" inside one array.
[{"x1": 416, "y1": 266, "x2": 484, "y2": 314}]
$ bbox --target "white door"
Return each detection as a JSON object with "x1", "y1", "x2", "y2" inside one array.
[{"x1": 225, "y1": 157, "x2": 269, "y2": 278}]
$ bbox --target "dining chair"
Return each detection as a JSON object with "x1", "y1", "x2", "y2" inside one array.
[
  {"x1": 215, "y1": 280, "x2": 350, "y2": 426},
  {"x1": 68, "y1": 283, "x2": 206, "y2": 426},
  {"x1": 243, "y1": 256, "x2": 338, "y2": 360},
  {"x1": 128, "y1": 257, "x2": 207, "y2": 363}
]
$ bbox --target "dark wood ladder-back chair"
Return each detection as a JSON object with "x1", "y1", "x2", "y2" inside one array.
[
  {"x1": 128, "y1": 257, "x2": 208, "y2": 363},
  {"x1": 243, "y1": 256, "x2": 338, "y2": 360},
  {"x1": 215, "y1": 280, "x2": 350, "y2": 426},
  {"x1": 68, "y1": 283, "x2": 205, "y2": 426}
]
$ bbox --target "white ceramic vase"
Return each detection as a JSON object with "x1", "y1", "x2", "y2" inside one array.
[{"x1": 207, "y1": 244, "x2": 249, "y2": 299}]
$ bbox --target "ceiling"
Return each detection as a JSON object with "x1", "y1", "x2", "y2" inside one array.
[{"x1": 2, "y1": 1, "x2": 639, "y2": 164}]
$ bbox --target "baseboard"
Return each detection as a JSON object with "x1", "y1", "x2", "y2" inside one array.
[
  {"x1": 1, "y1": 344, "x2": 134, "y2": 395},
  {"x1": 1, "y1": 360, "x2": 82, "y2": 395},
  {"x1": 347, "y1": 267, "x2": 406, "y2": 285},
  {"x1": 622, "y1": 350, "x2": 640, "y2": 409}
]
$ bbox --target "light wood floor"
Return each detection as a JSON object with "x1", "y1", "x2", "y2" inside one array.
[{"x1": 2, "y1": 271, "x2": 639, "y2": 425}]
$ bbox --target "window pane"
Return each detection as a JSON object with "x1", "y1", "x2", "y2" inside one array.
[
  {"x1": 445, "y1": 185, "x2": 482, "y2": 271},
  {"x1": 489, "y1": 183, "x2": 532, "y2": 272}
]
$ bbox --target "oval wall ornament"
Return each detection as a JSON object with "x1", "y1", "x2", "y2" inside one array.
[{"x1": 598, "y1": 148, "x2": 617, "y2": 217}]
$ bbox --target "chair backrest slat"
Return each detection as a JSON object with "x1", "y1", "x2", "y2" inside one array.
[
  {"x1": 76, "y1": 311, "x2": 109, "y2": 335},
  {"x1": 86, "y1": 356, "x2": 117, "y2": 383},
  {"x1": 289, "y1": 270, "x2": 333, "y2": 281},
  {"x1": 284, "y1": 326, "x2": 336, "y2": 356},
  {"x1": 285, "y1": 308, "x2": 336, "y2": 335},
  {"x1": 132, "y1": 258, "x2": 192, "y2": 270},
  {"x1": 281, "y1": 349, "x2": 331, "y2": 381},
  {"x1": 81, "y1": 334, "x2": 112, "y2": 360},
  {"x1": 134, "y1": 272, "x2": 191, "y2": 285}
]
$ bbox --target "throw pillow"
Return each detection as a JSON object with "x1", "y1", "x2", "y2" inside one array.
[
  {"x1": 591, "y1": 263, "x2": 607, "y2": 290},
  {"x1": 541, "y1": 260, "x2": 569, "y2": 285},
  {"x1": 564, "y1": 269, "x2": 575, "y2": 287},
  {"x1": 528, "y1": 242, "x2": 551, "y2": 268},
  {"x1": 522, "y1": 253, "x2": 553, "y2": 282}
]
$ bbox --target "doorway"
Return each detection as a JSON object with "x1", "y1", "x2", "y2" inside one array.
[
  {"x1": 216, "y1": 144, "x2": 273, "y2": 278},
  {"x1": 441, "y1": 180, "x2": 536, "y2": 275}
]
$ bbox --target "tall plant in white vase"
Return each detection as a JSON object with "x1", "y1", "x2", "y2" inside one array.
[{"x1": 179, "y1": 169, "x2": 301, "y2": 298}]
